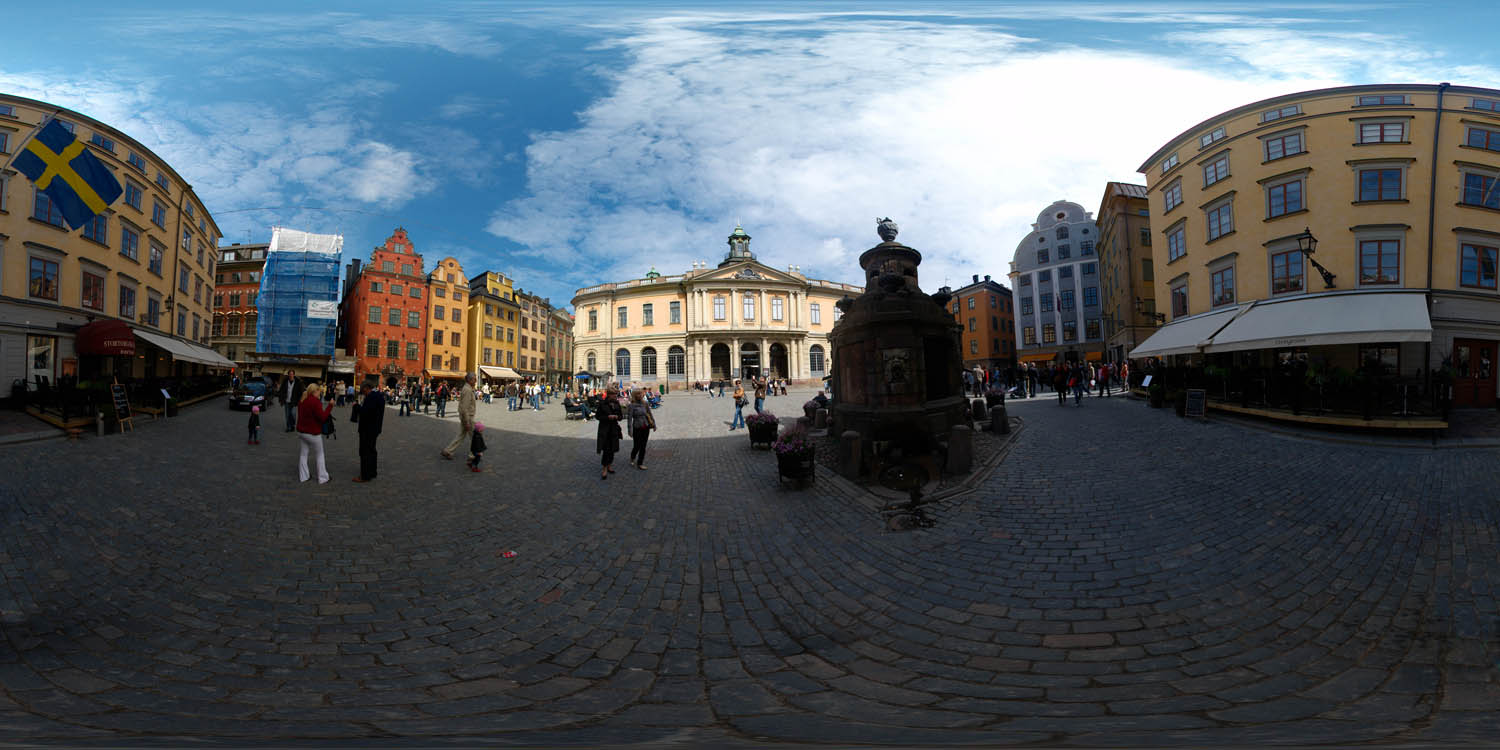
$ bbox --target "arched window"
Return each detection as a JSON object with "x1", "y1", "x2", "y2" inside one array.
[
  {"x1": 808, "y1": 344, "x2": 826, "y2": 373},
  {"x1": 667, "y1": 345, "x2": 685, "y2": 376},
  {"x1": 586, "y1": 351, "x2": 596, "y2": 371},
  {"x1": 615, "y1": 348, "x2": 631, "y2": 378},
  {"x1": 640, "y1": 347, "x2": 657, "y2": 377},
  {"x1": 1056, "y1": 225, "x2": 1069, "y2": 240}
]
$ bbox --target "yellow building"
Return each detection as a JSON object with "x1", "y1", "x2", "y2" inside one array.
[
  {"x1": 466, "y1": 270, "x2": 522, "y2": 382},
  {"x1": 1095, "y1": 182, "x2": 1155, "y2": 363},
  {"x1": 425, "y1": 257, "x2": 469, "y2": 383},
  {"x1": 572, "y1": 225, "x2": 860, "y2": 388},
  {"x1": 1132, "y1": 83, "x2": 1500, "y2": 408},
  {"x1": 1, "y1": 93, "x2": 228, "y2": 395}
]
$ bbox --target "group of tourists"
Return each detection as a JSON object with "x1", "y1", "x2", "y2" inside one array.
[
  {"x1": 961, "y1": 361, "x2": 1129, "y2": 405},
  {"x1": 592, "y1": 386, "x2": 659, "y2": 479},
  {"x1": 695, "y1": 377, "x2": 789, "y2": 399}
]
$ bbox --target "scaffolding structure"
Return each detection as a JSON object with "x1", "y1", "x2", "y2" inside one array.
[{"x1": 255, "y1": 227, "x2": 342, "y2": 358}]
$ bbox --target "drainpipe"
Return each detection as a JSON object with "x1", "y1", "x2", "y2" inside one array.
[{"x1": 1425, "y1": 82, "x2": 1450, "y2": 394}]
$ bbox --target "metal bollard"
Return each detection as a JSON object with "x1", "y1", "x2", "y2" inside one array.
[
  {"x1": 989, "y1": 404, "x2": 1009, "y2": 434},
  {"x1": 838, "y1": 430, "x2": 862, "y2": 481}
]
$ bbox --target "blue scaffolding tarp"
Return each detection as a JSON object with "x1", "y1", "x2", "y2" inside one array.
[{"x1": 256, "y1": 227, "x2": 341, "y2": 358}]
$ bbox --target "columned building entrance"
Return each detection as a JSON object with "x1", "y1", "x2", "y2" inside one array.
[
  {"x1": 739, "y1": 343, "x2": 760, "y2": 378},
  {"x1": 768, "y1": 342, "x2": 788, "y2": 379},
  {"x1": 710, "y1": 343, "x2": 731, "y2": 379}
]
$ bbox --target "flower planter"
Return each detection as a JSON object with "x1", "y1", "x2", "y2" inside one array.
[
  {"x1": 777, "y1": 449, "x2": 816, "y2": 486},
  {"x1": 747, "y1": 421, "x2": 778, "y2": 448}
]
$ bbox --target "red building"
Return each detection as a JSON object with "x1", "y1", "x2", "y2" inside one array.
[
  {"x1": 948, "y1": 274, "x2": 1017, "y2": 370},
  {"x1": 339, "y1": 228, "x2": 428, "y2": 384},
  {"x1": 211, "y1": 242, "x2": 267, "y2": 374}
]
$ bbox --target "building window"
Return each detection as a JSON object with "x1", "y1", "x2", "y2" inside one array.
[
  {"x1": 586, "y1": 352, "x2": 596, "y2": 371},
  {"x1": 1202, "y1": 152, "x2": 1230, "y2": 186},
  {"x1": 1059, "y1": 290, "x2": 1075, "y2": 310},
  {"x1": 743, "y1": 294, "x2": 755, "y2": 320},
  {"x1": 1199, "y1": 126, "x2": 1227, "y2": 149},
  {"x1": 178, "y1": 268, "x2": 190, "y2": 293},
  {"x1": 771, "y1": 296, "x2": 783, "y2": 320},
  {"x1": 386, "y1": 340, "x2": 400, "y2": 358},
  {"x1": 451, "y1": 308, "x2": 460, "y2": 323},
  {"x1": 968, "y1": 317, "x2": 977, "y2": 331},
  {"x1": 33, "y1": 190, "x2": 66, "y2": 227},
  {"x1": 1142, "y1": 258, "x2": 1154, "y2": 281},
  {"x1": 1266, "y1": 178, "x2": 1304, "y2": 218},
  {"x1": 1023, "y1": 326, "x2": 1036, "y2": 345},
  {"x1": 1467, "y1": 127, "x2": 1500, "y2": 152},
  {"x1": 82, "y1": 213, "x2": 108, "y2": 244},
  {"x1": 368, "y1": 306, "x2": 381, "y2": 323},
  {"x1": 149, "y1": 243, "x2": 164, "y2": 275},
  {"x1": 226, "y1": 317, "x2": 239, "y2": 336},
  {"x1": 1206, "y1": 201, "x2": 1233, "y2": 241},
  {"x1": 667, "y1": 345, "x2": 685, "y2": 375},
  {"x1": 1140, "y1": 228, "x2": 1151, "y2": 246},
  {"x1": 126, "y1": 152, "x2": 146, "y2": 171},
  {"x1": 1261, "y1": 104, "x2": 1300, "y2": 123},
  {"x1": 433, "y1": 354, "x2": 443, "y2": 369},
  {"x1": 1084, "y1": 286, "x2": 1098, "y2": 306},
  {"x1": 588, "y1": 308, "x2": 598, "y2": 331},
  {"x1": 1211, "y1": 267, "x2": 1235, "y2": 306},
  {"x1": 1359, "y1": 168, "x2": 1403, "y2": 201},
  {"x1": 1460, "y1": 243, "x2": 1498, "y2": 289},
  {"x1": 1062, "y1": 321, "x2": 1077, "y2": 342},
  {"x1": 1019, "y1": 274, "x2": 1031, "y2": 287},
  {"x1": 969, "y1": 340, "x2": 979, "y2": 354},
  {"x1": 1085, "y1": 319, "x2": 1101, "y2": 339},
  {"x1": 1359, "y1": 239, "x2": 1400, "y2": 284},
  {"x1": 1021, "y1": 297, "x2": 1033, "y2": 315},
  {"x1": 410, "y1": 286, "x2": 421, "y2": 299},
  {"x1": 1059, "y1": 266, "x2": 1073, "y2": 279},
  {"x1": 124, "y1": 182, "x2": 142, "y2": 210},
  {"x1": 1264, "y1": 131, "x2": 1303, "y2": 161},
  {"x1": 81, "y1": 271, "x2": 105, "y2": 310},
  {"x1": 1162, "y1": 225, "x2": 1184, "y2": 261},
  {"x1": 1359, "y1": 121, "x2": 1405, "y2": 143},
  {"x1": 668, "y1": 300, "x2": 681, "y2": 324},
  {"x1": 615, "y1": 348, "x2": 631, "y2": 378},
  {"x1": 382, "y1": 261, "x2": 394, "y2": 272},
  {"x1": 1161, "y1": 153, "x2": 1179, "y2": 173},
  {"x1": 1271, "y1": 250, "x2": 1304, "y2": 294},
  {"x1": 1039, "y1": 269, "x2": 1051, "y2": 283},
  {"x1": 1083, "y1": 262, "x2": 1097, "y2": 275},
  {"x1": 643, "y1": 303, "x2": 654, "y2": 326},
  {"x1": 402, "y1": 264, "x2": 413, "y2": 275},
  {"x1": 177, "y1": 310, "x2": 186, "y2": 336},
  {"x1": 1040, "y1": 293, "x2": 1053, "y2": 312},
  {"x1": 1473, "y1": 98, "x2": 1500, "y2": 112},
  {"x1": 1357, "y1": 94, "x2": 1407, "y2": 106},
  {"x1": 1042, "y1": 323, "x2": 1056, "y2": 343},
  {"x1": 387, "y1": 308, "x2": 400, "y2": 326},
  {"x1": 406, "y1": 342, "x2": 418, "y2": 360},
  {"x1": 151, "y1": 202, "x2": 167, "y2": 228},
  {"x1": 1462, "y1": 173, "x2": 1500, "y2": 209},
  {"x1": 1056, "y1": 226, "x2": 1069, "y2": 240},
  {"x1": 1163, "y1": 180, "x2": 1183, "y2": 211},
  {"x1": 618, "y1": 306, "x2": 628, "y2": 328},
  {"x1": 434, "y1": 329, "x2": 444, "y2": 345},
  {"x1": 156, "y1": 173, "x2": 170, "y2": 191},
  {"x1": 833, "y1": 305, "x2": 843, "y2": 323},
  {"x1": 1170, "y1": 283, "x2": 1188, "y2": 318},
  {"x1": 434, "y1": 305, "x2": 444, "y2": 321},
  {"x1": 408, "y1": 311, "x2": 420, "y2": 328},
  {"x1": 146, "y1": 298, "x2": 161, "y2": 327},
  {"x1": 371, "y1": 281, "x2": 383, "y2": 293},
  {"x1": 25, "y1": 256, "x2": 57, "y2": 300},
  {"x1": 641, "y1": 347, "x2": 658, "y2": 376},
  {"x1": 1036, "y1": 248, "x2": 1049, "y2": 264},
  {"x1": 1057, "y1": 244, "x2": 1071, "y2": 260},
  {"x1": 1080, "y1": 240, "x2": 1094, "y2": 255}
]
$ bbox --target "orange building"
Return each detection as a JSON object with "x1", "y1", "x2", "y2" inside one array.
[
  {"x1": 339, "y1": 228, "x2": 428, "y2": 384},
  {"x1": 425, "y1": 257, "x2": 468, "y2": 383},
  {"x1": 211, "y1": 242, "x2": 266, "y2": 373},
  {"x1": 947, "y1": 274, "x2": 1016, "y2": 370}
]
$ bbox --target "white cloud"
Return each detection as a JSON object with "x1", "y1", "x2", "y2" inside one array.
[{"x1": 486, "y1": 11, "x2": 1500, "y2": 306}]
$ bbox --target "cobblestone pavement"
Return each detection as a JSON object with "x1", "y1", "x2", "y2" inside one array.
[{"x1": 1, "y1": 388, "x2": 1497, "y2": 745}]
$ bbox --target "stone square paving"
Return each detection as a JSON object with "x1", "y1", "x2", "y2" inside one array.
[{"x1": 1, "y1": 387, "x2": 1498, "y2": 745}]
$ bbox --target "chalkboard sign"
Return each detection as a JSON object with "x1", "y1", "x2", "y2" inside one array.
[
  {"x1": 1184, "y1": 388, "x2": 1207, "y2": 418},
  {"x1": 110, "y1": 382, "x2": 135, "y2": 432}
]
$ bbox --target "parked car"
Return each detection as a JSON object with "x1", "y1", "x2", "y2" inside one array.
[{"x1": 228, "y1": 380, "x2": 268, "y2": 410}]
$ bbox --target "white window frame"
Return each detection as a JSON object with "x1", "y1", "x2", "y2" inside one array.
[
  {"x1": 771, "y1": 296, "x2": 783, "y2": 321},
  {"x1": 1357, "y1": 118, "x2": 1408, "y2": 144},
  {"x1": 1163, "y1": 179, "x2": 1183, "y2": 212},
  {"x1": 1161, "y1": 152, "x2": 1179, "y2": 174},
  {"x1": 1260, "y1": 104, "x2": 1300, "y2": 123},
  {"x1": 809, "y1": 302, "x2": 820, "y2": 325},
  {"x1": 713, "y1": 296, "x2": 726, "y2": 321},
  {"x1": 742, "y1": 293, "x2": 755, "y2": 320},
  {"x1": 1199, "y1": 126, "x2": 1226, "y2": 149},
  {"x1": 1259, "y1": 126, "x2": 1306, "y2": 162}
]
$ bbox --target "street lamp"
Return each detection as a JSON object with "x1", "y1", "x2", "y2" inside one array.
[
  {"x1": 1296, "y1": 227, "x2": 1337, "y2": 289},
  {"x1": 1135, "y1": 297, "x2": 1165, "y2": 324}
]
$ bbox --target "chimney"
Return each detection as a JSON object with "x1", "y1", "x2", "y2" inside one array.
[
  {"x1": 972, "y1": 274, "x2": 979, "y2": 283},
  {"x1": 984, "y1": 274, "x2": 991, "y2": 282}
]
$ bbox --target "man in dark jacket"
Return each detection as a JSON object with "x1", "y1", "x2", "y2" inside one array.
[
  {"x1": 279, "y1": 371, "x2": 304, "y2": 431},
  {"x1": 353, "y1": 376, "x2": 386, "y2": 482}
]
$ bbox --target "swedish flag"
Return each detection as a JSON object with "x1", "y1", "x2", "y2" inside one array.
[{"x1": 12, "y1": 119, "x2": 124, "y2": 231}]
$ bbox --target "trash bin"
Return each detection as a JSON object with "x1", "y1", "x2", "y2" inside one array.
[{"x1": 660, "y1": 384, "x2": 667, "y2": 395}]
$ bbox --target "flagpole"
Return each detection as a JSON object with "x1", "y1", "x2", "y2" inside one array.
[{"x1": 1, "y1": 110, "x2": 64, "y2": 173}]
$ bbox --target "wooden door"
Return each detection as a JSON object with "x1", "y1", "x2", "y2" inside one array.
[{"x1": 1452, "y1": 339, "x2": 1496, "y2": 407}]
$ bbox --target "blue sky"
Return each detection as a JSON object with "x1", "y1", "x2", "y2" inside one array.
[{"x1": 4, "y1": 1, "x2": 1497, "y2": 308}]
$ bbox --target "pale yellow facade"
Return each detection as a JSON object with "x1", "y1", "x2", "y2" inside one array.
[
  {"x1": 0, "y1": 93, "x2": 222, "y2": 390},
  {"x1": 466, "y1": 270, "x2": 521, "y2": 377},
  {"x1": 1135, "y1": 83, "x2": 1500, "y2": 402},
  {"x1": 425, "y1": 257, "x2": 468, "y2": 382},
  {"x1": 572, "y1": 227, "x2": 859, "y2": 387}
]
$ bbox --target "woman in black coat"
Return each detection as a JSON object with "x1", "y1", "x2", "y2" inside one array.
[{"x1": 595, "y1": 386, "x2": 624, "y2": 479}]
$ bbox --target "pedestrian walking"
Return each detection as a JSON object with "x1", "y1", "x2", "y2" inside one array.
[
  {"x1": 295, "y1": 383, "x2": 333, "y2": 484},
  {"x1": 352, "y1": 377, "x2": 386, "y2": 482},
  {"x1": 628, "y1": 388, "x2": 657, "y2": 470},
  {"x1": 1055, "y1": 367, "x2": 1068, "y2": 405},
  {"x1": 1072, "y1": 364, "x2": 1086, "y2": 406},
  {"x1": 730, "y1": 380, "x2": 747, "y2": 430},
  {"x1": 596, "y1": 386, "x2": 623, "y2": 479},
  {"x1": 247, "y1": 405, "x2": 261, "y2": 444},
  {"x1": 467, "y1": 422, "x2": 487, "y2": 472},
  {"x1": 279, "y1": 370, "x2": 303, "y2": 431},
  {"x1": 436, "y1": 382, "x2": 450, "y2": 418},
  {"x1": 1098, "y1": 363, "x2": 1112, "y2": 397},
  {"x1": 754, "y1": 378, "x2": 766, "y2": 414},
  {"x1": 441, "y1": 373, "x2": 478, "y2": 462},
  {"x1": 398, "y1": 384, "x2": 411, "y2": 417}
]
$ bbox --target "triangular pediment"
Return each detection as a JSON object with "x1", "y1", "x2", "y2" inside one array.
[{"x1": 698, "y1": 260, "x2": 801, "y2": 284}]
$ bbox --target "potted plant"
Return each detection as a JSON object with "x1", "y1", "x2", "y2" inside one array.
[
  {"x1": 1148, "y1": 382, "x2": 1166, "y2": 408},
  {"x1": 166, "y1": 397, "x2": 180, "y2": 417},
  {"x1": 745, "y1": 411, "x2": 779, "y2": 448},
  {"x1": 1170, "y1": 389, "x2": 1186, "y2": 416},
  {"x1": 773, "y1": 425, "x2": 816, "y2": 486}
]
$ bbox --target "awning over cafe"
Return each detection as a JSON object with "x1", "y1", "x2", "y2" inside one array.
[
  {"x1": 479, "y1": 366, "x2": 522, "y2": 379},
  {"x1": 1085, "y1": 351, "x2": 1104, "y2": 362},
  {"x1": 1019, "y1": 353, "x2": 1055, "y2": 363},
  {"x1": 75, "y1": 319, "x2": 136, "y2": 356},
  {"x1": 1204, "y1": 291, "x2": 1431, "y2": 353},
  {"x1": 134, "y1": 329, "x2": 236, "y2": 368},
  {"x1": 1128, "y1": 305, "x2": 1245, "y2": 358}
]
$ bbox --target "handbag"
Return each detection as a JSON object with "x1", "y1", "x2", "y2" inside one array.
[
  {"x1": 322, "y1": 413, "x2": 337, "y2": 437},
  {"x1": 349, "y1": 402, "x2": 359, "y2": 423}
]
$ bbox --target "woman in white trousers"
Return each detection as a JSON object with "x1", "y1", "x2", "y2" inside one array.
[{"x1": 296, "y1": 383, "x2": 333, "y2": 483}]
